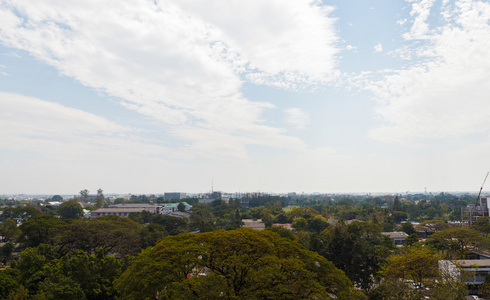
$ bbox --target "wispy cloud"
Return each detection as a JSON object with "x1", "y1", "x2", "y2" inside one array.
[
  {"x1": 403, "y1": 0, "x2": 436, "y2": 40},
  {"x1": 374, "y1": 43, "x2": 383, "y2": 53},
  {"x1": 284, "y1": 108, "x2": 310, "y2": 130},
  {"x1": 0, "y1": 0, "x2": 339, "y2": 158},
  {"x1": 369, "y1": 0, "x2": 490, "y2": 144}
]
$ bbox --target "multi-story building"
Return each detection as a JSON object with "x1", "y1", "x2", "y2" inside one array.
[{"x1": 164, "y1": 192, "x2": 187, "y2": 201}]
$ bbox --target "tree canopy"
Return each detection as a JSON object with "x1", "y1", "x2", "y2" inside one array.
[
  {"x1": 116, "y1": 228, "x2": 359, "y2": 299},
  {"x1": 56, "y1": 199, "x2": 84, "y2": 220}
]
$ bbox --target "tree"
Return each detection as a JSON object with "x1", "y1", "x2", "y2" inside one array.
[
  {"x1": 0, "y1": 268, "x2": 19, "y2": 299},
  {"x1": 94, "y1": 196, "x2": 107, "y2": 209},
  {"x1": 260, "y1": 210, "x2": 274, "y2": 228},
  {"x1": 292, "y1": 217, "x2": 307, "y2": 231},
  {"x1": 400, "y1": 222, "x2": 417, "y2": 235},
  {"x1": 472, "y1": 217, "x2": 490, "y2": 236},
  {"x1": 37, "y1": 250, "x2": 132, "y2": 300},
  {"x1": 427, "y1": 227, "x2": 483, "y2": 259},
  {"x1": 392, "y1": 211, "x2": 408, "y2": 223},
  {"x1": 381, "y1": 247, "x2": 439, "y2": 291},
  {"x1": 415, "y1": 220, "x2": 450, "y2": 236},
  {"x1": 1, "y1": 242, "x2": 15, "y2": 263},
  {"x1": 128, "y1": 211, "x2": 153, "y2": 224},
  {"x1": 189, "y1": 206, "x2": 216, "y2": 233},
  {"x1": 288, "y1": 207, "x2": 319, "y2": 219},
  {"x1": 17, "y1": 246, "x2": 49, "y2": 292},
  {"x1": 51, "y1": 195, "x2": 63, "y2": 202},
  {"x1": 374, "y1": 246, "x2": 466, "y2": 300},
  {"x1": 177, "y1": 202, "x2": 186, "y2": 212},
  {"x1": 116, "y1": 228, "x2": 359, "y2": 300},
  {"x1": 151, "y1": 215, "x2": 188, "y2": 236},
  {"x1": 139, "y1": 223, "x2": 167, "y2": 249},
  {"x1": 224, "y1": 209, "x2": 243, "y2": 230},
  {"x1": 18, "y1": 215, "x2": 65, "y2": 248},
  {"x1": 55, "y1": 216, "x2": 141, "y2": 256},
  {"x1": 56, "y1": 200, "x2": 84, "y2": 220},
  {"x1": 404, "y1": 234, "x2": 419, "y2": 247},
  {"x1": 0, "y1": 218, "x2": 18, "y2": 242},
  {"x1": 266, "y1": 226, "x2": 295, "y2": 240},
  {"x1": 79, "y1": 189, "x2": 89, "y2": 199},
  {"x1": 393, "y1": 195, "x2": 401, "y2": 211},
  {"x1": 113, "y1": 198, "x2": 125, "y2": 205},
  {"x1": 307, "y1": 215, "x2": 329, "y2": 233},
  {"x1": 310, "y1": 221, "x2": 387, "y2": 291},
  {"x1": 0, "y1": 206, "x2": 42, "y2": 223}
]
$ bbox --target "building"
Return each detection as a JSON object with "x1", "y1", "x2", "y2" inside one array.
[
  {"x1": 160, "y1": 202, "x2": 191, "y2": 215},
  {"x1": 109, "y1": 203, "x2": 159, "y2": 214},
  {"x1": 164, "y1": 192, "x2": 187, "y2": 201},
  {"x1": 462, "y1": 196, "x2": 490, "y2": 225},
  {"x1": 382, "y1": 232, "x2": 409, "y2": 245},
  {"x1": 91, "y1": 203, "x2": 159, "y2": 218},
  {"x1": 90, "y1": 207, "x2": 148, "y2": 218},
  {"x1": 242, "y1": 219, "x2": 265, "y2": 231},
  {"x1": 199, "y1": 191, "x2": 223, "y2": 204},
  {"x1": 440, "y1": 259, "x2": 490, "y2": 295},
  {"x1": 86, "y1": 188, "x2": 104, "y2": 201}
]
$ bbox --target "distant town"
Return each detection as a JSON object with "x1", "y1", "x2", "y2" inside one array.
[{"x1": 2, "y1": 188, "x2": 490, "y2": 299}]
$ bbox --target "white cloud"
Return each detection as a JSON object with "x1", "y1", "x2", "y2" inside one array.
[
  {"x1": 284, "y1": 108, "x2": 310, "y2": 130},
  {"x1": 346, "y1": 45, "x2": 357, "y2": 51},
  {"x1": 403, "y1": 0, "x2": 436, "y2": 40},
  {"x1": 0, "y1": 0, "x2": 339, "y2": 158},
  {"x1": 397, "y1": 18, "x2": 408, "y2": 25},
  {"x1": 174, "y1": 0, "x2": 340, "y2": 83},
  {"x1": 369, "y1": 0, "x2": 490, "y2": 144},
  {"x1": 0, "y1": 92, "x2": 200, "y2": 160},
  {"x1": 374, "y1": 43, "x2": 383, "y2": 53}
]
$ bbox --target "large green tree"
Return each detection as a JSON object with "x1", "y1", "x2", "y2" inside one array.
[
  {"x1": 0, "y1": 206, "x2": 42, "y2": 223},
  {"x1": 373, "y1": 246, "x2": 466, "y2": 300},
  {"x1": 56, "y1": 199, "x2": 84, "y2": 220},
  {"x1": 310, "y1": 221, "x2": 388, "y2": 290},
  {"x1": 151, "y1": 215, "x2": 188, "y2": 236},
  {"x1": 56, "y1": 216, "x2": 141, "y2": 256},
  {"x1": 0, "y1": 218, "x2": 18, "y2": 242},
  {"x1": 116, "y1": 228, "x2": 359, "y2": 299},
  {"x1": 472, "y1": 216, "x2": 490, "y2": 236},
  {"x1": 17, "y1": 246, "x2": 132, "y2": 300},
  {"x1": 18, "y1": 215, "x2": 65, "y2": 248},
  {"x1": 427, "y1": 227, "x2": 483, "y2": 259}
]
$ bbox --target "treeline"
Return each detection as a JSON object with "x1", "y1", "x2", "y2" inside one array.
[{"x1": 0, "y1": 192, "x2": 485, "y2": 299}]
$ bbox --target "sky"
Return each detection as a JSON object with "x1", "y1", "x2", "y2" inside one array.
[{"x1": 1, "y1": 0, "x2": 490, "y2": 195}]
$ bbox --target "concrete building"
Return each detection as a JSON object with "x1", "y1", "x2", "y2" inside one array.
[
  {"x1": 86, "y1": 188, "x2": 104, "y2": 201},
  {"x1": 440, "y1": 259, "x2": 490, "y2": 295},
  {"x1": 382, "y1": 232, "x2": 409, "y2": 245},
  {"x1": 462, "y1": 196, "x2": 490, "y2": 225},
  {"x1": 242, "y1": 219, "x2": 265, "y2": 231},
  {"x1": 164, "y1": 192, "x2": 187, "y2": 201},
  {"x1": 90, "y1": 207, "x2": 148, "y2": 218},
  {"x1": 109, "y1": 203, "x2": 159, "y2": 214},
  {"x1": 160, "y1": 202, "x2": 191, "y2": 215}
]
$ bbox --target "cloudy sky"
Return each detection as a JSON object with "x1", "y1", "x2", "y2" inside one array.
[{"x1": 1, "y1": 0, "x2": 489, "y2": 195}]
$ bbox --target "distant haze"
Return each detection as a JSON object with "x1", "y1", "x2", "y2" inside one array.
[{"x1": 1, "y1": 0, "x2": 489, "y2": 194}]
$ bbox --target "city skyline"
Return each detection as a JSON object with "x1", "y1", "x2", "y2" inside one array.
[{"x1": 1, "y1": 0, "x2": 490, "y2": 194}]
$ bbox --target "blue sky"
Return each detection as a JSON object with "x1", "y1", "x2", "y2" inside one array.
[{"x1": 1, "y1": 0, "x2": 489, "y2": 195}]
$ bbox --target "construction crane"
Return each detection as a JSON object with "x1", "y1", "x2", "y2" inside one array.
[
  {"x1": 475, "y1": 172, "x2": 489, "y2": 206},
  {"x1": 467, "y1": 172, "x2": 490, "y2": 225}
]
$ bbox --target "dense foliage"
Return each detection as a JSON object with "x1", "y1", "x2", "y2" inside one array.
[
  {"x1": 0, "y1": 191, "x2": 487, "y2": 298},
  {"x1": 116, "y1": 228, "x2": 359, "y2": 299}
]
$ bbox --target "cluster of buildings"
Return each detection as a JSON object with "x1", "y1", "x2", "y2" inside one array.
[
  {"x1": 440, "y1": 251, "x2": 490, "y2": 295},
  {"x1": 90, "y1": 202, "x2": 192, "y2": 219},
  {"x1": 462, "y1": 196, "x2": 490, "y2": 225}
]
